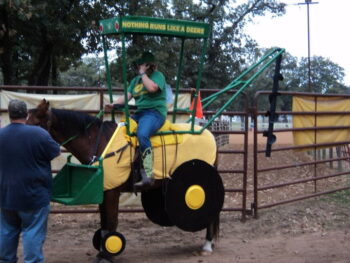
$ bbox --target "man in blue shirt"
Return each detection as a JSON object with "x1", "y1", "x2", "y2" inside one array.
[{"x1": 0, "y1": 99, "x2": 60, "y2": 263}]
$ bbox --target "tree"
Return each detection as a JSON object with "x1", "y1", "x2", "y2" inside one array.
[
  {"x1": 299, "y1": 56, "x2": 347, "y2": 94},
  {"x1": 0, "y1": 0, "x2": 285, "y2": 88},
  {"x1": 0, "y1": 0, "x2": 117, "y2": 85},
  {"x1": 58, "y1": 56, "x2": 104, "y2": 88},
  {"x1": 243, "y1": 50, "x2": 348, "y2": 112}
]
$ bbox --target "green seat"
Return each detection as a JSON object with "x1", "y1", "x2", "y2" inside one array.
[{"x1": 52, "y1": 156, "x2": 104, "y2": 205}]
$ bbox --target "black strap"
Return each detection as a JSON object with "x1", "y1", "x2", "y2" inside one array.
[
  {"x1": 90, "y1": 123, "x2": 105, "y2": 163},
  {"x1": 168, "y1": 131, "x2": 179, "y2": 175},
  {"x1": 103, "y1": 143, "x2": 130, "y2": 160}
]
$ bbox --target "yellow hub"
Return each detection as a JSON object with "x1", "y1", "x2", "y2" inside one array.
[
  {"x1": 185, "y1": 185, "x2": 205, "y2": 210},
  {"x1": 105, "y1": 235, "x2": 123, "y2": 254}
]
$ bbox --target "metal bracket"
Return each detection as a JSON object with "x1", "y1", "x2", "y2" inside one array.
[{"x1": 263, "y1": 52, "x2": 284, "y2": 157}]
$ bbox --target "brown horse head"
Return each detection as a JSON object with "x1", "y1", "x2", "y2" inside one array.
[
  {"x1": 26, "y1": 99, "x2": 51, "y2": 130},
  {"x1": 27, "y1": 99, "x2": 117, "y2": 164}
]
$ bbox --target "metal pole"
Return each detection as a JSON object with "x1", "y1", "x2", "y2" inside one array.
[
  {"x1": 297, "y1": 0, "x2": 319, "y2": 93},
  {"x1": 306, "y1": 1, "x2": 312, "y2": 92}
]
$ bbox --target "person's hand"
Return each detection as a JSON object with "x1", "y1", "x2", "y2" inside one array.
[
  {"x1": 139, "y1": 63, "x2": 150, "y2": 75},
  {"x1": 104, "y1": 103, "x2": 114, "y2": 112}
]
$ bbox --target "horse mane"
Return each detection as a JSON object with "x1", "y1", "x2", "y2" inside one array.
[{"x1": 51, "y1": 108, "x2": 116, "y2": 138}]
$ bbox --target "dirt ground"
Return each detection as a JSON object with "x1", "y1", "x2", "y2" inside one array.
[
  {"x1": 42, "y1": 198, "x2": 350, "y2": 263},
  {"x1": 18, "y1": 132, "x2": 350, "y2": 263}
]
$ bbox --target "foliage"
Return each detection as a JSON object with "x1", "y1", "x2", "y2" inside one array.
[
  {"x1": 325, "y1": 189, "x2": 350, "y2": 206},
  {"x1": 0, "y1": 0, "x2": 285, "y2": 89},
  {"x1": 246, "y1": 49, "x2": 348, "y2": 112},
  {"x1": 300, "y1": 57, "x2": 347, "y2": 94},
  {"x1": 58, "y1": 56, "x2": 105, "y2": 87},
  {"x1": 0, "y1": 0, "x2": 117, "y2": 85},
  {"x1": 105, "y1": 0, "x2": 286, "y2": 113},
  {"x1": 2, "y1": 0, "x2": 347, "y2": 114}
]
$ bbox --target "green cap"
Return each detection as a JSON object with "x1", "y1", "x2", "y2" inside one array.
[{"x1": 135, "y1": 51, "x2": 155, "y2": 65}]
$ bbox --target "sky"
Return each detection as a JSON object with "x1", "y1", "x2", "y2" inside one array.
[{"x1": 245, "y1": 0, "x2": 350, "y2": 86}]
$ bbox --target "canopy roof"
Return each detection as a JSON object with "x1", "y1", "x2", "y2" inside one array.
[{"x1": 99, "y1": 16, "x2": 210, "y2": 39}]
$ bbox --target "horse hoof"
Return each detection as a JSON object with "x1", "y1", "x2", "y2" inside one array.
[
  {"x1": 93, "y1": 252, "x2": 114, "y2": 263},
  {"x1": 93, "y1": 259, "x2": 114, "y2": 263},
  {"x1": 200, "y1": 250, "x2": 213, "y2": 256},
  {"x1": 192, "y1": 250, "x2": 212, "y2": 257},
  {"x1": 93, "y1": 257, "x2": 114, "y2": 263}
]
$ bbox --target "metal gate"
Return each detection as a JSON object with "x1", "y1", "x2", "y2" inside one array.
[
  {"x1": 252, "y1": 91, "x2": 350, "y2": 218},
  {"x1": 2, "y1": 85, "x2": 350, "y2": 220}
]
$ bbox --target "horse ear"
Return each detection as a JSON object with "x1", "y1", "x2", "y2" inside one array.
[
  {"x1": 37, "y1": 99, "x2": 50, "y2": 115},
  {"x1": 40, "y1": 99, "x2": 49, "y2": 107},
  {"x1": 45, "y1": 100, "x2": 50, "y2": 108}
]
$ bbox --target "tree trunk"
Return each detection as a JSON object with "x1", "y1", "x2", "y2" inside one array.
[
  {"x1": 0, "y1": 5, "x2": 14, "y2": 85},
  {"x1": 28, "y1": 43, "x2": 53, "y2": 87}
]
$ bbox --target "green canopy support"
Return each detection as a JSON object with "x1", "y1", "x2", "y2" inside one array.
[
  {"x1": 120, "y1": 33, "x2": 131, "y2": 135},
  {"x1": 189, "y1": 36, "x2": 209, "y2": 132},
  {"x1": 100, "y1": 16, "x2": 211, "y2": 135},
  {"x1": 99, "y1": 16, "x2": 285, "y2": 136},
  {"x1": 102, "y1": 36, "x2": 115, "y2": 122},
  {"x1": 196, "y1": 48, "x2": 285, "y2": 133},
  {"x1": 172, "y1": 38, "x2": 185, "y2": 123}
]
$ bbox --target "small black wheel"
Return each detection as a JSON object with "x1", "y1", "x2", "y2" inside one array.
[
  {"x1": 92, "y1": 228, "x2": 101, "y2": 251},
  {"x1": 101, "y1": 231, "x2": 126, "y2": 256},
  {"x1": 165, "y1": 159, "x2": 224, "y2": 232},
  {"x1": 141, "y1": 185, "x2": 175, "y2": 227}
]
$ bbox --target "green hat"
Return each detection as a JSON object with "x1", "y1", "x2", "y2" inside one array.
[{"x1": 135, "y1": 51, "x2": 155, "y2": 65}]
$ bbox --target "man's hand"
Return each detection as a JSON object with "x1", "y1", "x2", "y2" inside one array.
[{"x1": 139, "y1": 63, "x2": 150, "y2": 75}]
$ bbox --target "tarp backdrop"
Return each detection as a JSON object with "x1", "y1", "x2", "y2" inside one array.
[{"x1": 293, "y1": 96, "x2": 350, "y2": 149}]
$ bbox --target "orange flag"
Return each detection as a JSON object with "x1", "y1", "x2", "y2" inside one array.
[{"x1": 189, "y1": 91, "x2": 203, "y2": 118}]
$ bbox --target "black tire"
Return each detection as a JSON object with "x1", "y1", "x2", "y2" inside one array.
[
  {"x1": 92, "y1": 228, "x2": 101, "y2": 251},
  {"x1": 141, "y1": 186, "x2": 175, "y2": 227},
  {"x1": 165, "y1": 159, "x2": 224, "y2": 232}
]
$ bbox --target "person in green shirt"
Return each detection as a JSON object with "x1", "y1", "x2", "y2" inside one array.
[{"x1": 106, "y1": 51, "x2": 167, "y2": 188}]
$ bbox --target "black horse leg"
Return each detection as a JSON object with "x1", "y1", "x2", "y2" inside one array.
[
  {"x1": 95, "y1": 188, "x2": 121, "y2": 262},
  {"x1": 202, "y1": 215, "x2": 220, "y2": 253},
  {"x1": 99, "y1": 188, "x2": 121, "y2": 232}
]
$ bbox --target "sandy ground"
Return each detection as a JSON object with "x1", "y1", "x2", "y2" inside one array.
[{"x1": 37, "y1": 197, "x2": 350, "y2": 263}]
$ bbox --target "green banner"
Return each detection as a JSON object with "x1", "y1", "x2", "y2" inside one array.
[{"x1": 99, "y1": 16, "x2": 210, "y2": 39}]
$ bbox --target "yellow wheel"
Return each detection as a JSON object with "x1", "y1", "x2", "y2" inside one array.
[
  {"x1": 185, "y1": 185, "x2": 205, "y2": 210},
  {"x1": 102, "y1": 232, "x2": 126, "y2": 256}
]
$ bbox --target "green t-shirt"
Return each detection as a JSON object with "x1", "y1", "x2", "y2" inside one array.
[{"x1": 128, "y1": 70, "x2": 167, "y2": 118}]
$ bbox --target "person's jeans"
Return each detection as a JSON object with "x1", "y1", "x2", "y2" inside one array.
[
  {"x1": 0, "y1": 205, "x2": 50, "y2": 263},
  {"x1": 132, "y1": 109, "x2": 165, "y2": 153}
]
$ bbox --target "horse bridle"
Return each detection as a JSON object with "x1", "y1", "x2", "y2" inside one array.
[
  {"x1": 43, "y1": 110, "x2": 73, "y2": 147},
  {"x1": 45, "y1": 109, "x2": 106, "y2": 163}
]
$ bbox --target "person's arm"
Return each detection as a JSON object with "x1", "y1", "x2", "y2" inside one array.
[
  {"x1": 139, "y1": 64, "x2": 159, "y2": 93},
  {"x1": 115, "y1": 92, "x2": 132, "y2": 104},
  {"x1": 105, "y1": 92, "x2": 132, "y2": 111},
  {"x1": 41, "y1": 130, "x2": 61, "y2": 160}
]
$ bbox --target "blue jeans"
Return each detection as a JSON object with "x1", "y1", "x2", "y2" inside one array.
[
  {"x1": 132, "y1": 109, "x2": 165, "y2": 153},
  {"x1": 0, "y1": 205, "x2": 50, "y2": 263}
]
